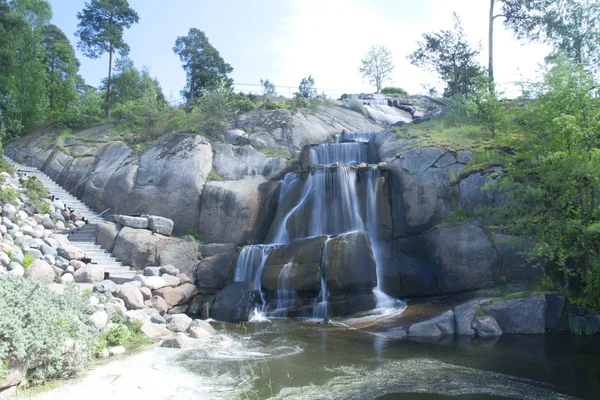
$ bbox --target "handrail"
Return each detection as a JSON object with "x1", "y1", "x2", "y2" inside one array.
[{"x1": 98, "y1": 207, "x2": 112, "y2": 217}]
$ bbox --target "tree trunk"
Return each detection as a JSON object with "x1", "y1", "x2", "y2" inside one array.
[
  {"x1": 106, "y1": 44, "x2": 113, "y2": 119},
  {"x1": 488, "y1": 0, "x2": 495, "y2": 89}
]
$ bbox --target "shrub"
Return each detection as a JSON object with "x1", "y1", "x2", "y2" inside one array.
[
  {"x1": 0, "y1": 276, "x2": 96, "y2": 381},
  {"x1": 381, "y1": 87, "x2": 408, "y2": 97},
  {"x1": 0, "y1": 187, "x2": 19, "y2": 204}
]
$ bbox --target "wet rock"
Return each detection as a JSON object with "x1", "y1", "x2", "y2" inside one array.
[
  {"x1": 210, "y1": 281, "x2": 256, "y2": 322},
  {"x1": 472, "y1": 316, "x2": 503, "y2": 337},
  {"x1": 481, "y1": 295, "x2": 546, "y2": 334},
  {"x1": 454, "y1": 299, "x2": 482, "y2": 336},
  {"x1": 324, "y1": 231, "x2": 377, "y2": 291},
  {"x1": 167, "y1": 314, "x2": 192, "y2": 332},
  {"x1": 408, "y1": 310, "x2": 456, "y2": 337},
  {"x1": 160, "y1": 332, "x2": 196, "y2": 349}
]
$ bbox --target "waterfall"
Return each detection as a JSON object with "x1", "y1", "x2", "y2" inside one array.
[
  {"x1": 339, "y1": 131, "x2": 377, "y2": 143},
  {"x1": 275, "y1": 262, "x2": 295, "y2": 317},
  {"x1": 310, "y1": 143, "x2": 367, "y2": 166},
  {"x1": 312, "y1": 238, "x2": 330, "y2": 319},
  {"x1": 233, "y1": 244, "x2": 280, "y2": 290}
]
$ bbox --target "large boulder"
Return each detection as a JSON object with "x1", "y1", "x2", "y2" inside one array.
[
  {"x1": 57, "y1": 244, "x2": 85, "y2": 261},
  {"x1": 408, "y1": 310, "x2": 456, "y2": 337},
  {"x1": 324, "y1": 231, "x2": 377, "y2": 291},
  {"x1": 116, "y1": 285, "x2": 145, "y2": 310},
  {"x1": 195, "y1": 246, "x2": 237, "y2": 294},
  {"x1": 198, "y1": 177, "x2": 279, "y2": 244},
  {"x1": 147, "y1": 215, "x2": 174, "y2": 236},
  {"x1": 391, "y1": 224, "x2": 500, "y2": 297},
  {"x1": 472, "y1": 315, "x2": 503, "y2": 337},
  {"x1": 24, "y1": 259, "x2": 55, "y2": 283},
  {"x1": 73, "y1": 264, "x2": 105, "y2": 284},
  {"x1": 262, "y1": 236, "x2": 327, "y2": 293},
  {"x1": 454, "y1": 299, "x2": 482, "y2": 336},
  {"x1": 210, "y1": 281, "x2": 257, "y2": 322},
  {"x1": 112, "y1": 227, "x2": 199, "y2": 272},
  {"x1": 96, "y1": 222, "x2": 121, "y2": 252},
  {"x1": 481, "y1": 295, "x2": 546, "y2": 334}
]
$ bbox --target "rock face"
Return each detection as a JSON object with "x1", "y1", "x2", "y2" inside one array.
[
  {"x1": 481, "y1": 295, "x2": 547, "y2": 334},
  {"x1": 210, "y1": 281, "x2": 257, "y2": 322},
  {"x1": 472, "y1": 316, "x2": 503, "y2": 337},
  {"x1": 494, "y1": 234, "x2": 545, "y2": 283},
  {"x1": 195, "y1": 244, "x2": 237, "y2": 294},
  {"x1": 324, "y1": 232, "x2": 377, "y2": 291},
  {"x1": 198, "y1": 177, "x2": 279, "y2": 245},
  {"x1": 391, "y1": 224, "x2": 500, "y2": 297},
  {"x1": 112, "y1": 227, "x2": 199, "y2": 272}
]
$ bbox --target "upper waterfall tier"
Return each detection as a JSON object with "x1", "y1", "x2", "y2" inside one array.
[{"x1": 310, "y1": 142, "x2": 368, "y2": 166}]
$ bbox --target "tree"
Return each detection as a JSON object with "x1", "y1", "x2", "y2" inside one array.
[
  {"x1": 75, "y1": 0, "x2": 139, "y2": 119},
  {"x1": 488, "y1": 0, "x2": 551, "y2": 84},
  {"x1": 260, "y1": 79, "x2": 276, "y2": 97},
  {"x1": 298, "y1": 75, "x2": 316, "y2": 98},
  {"x1": 408, "y1": 13, "x2": 483, "y2": 97},
  {"x1": 42, "y1": 24, "x2": 79, "y2": 114},
  {"x1": 359, "y1": 45, "x2": 394, "y2": 93},
  {"x1": 173, "y1": 28, "x2": 233, "y2": 103}
]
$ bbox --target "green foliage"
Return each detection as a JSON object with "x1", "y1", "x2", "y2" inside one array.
[
  {"x1": 359, "y1": 45, "x2": 394, "y2": 93},
  {"x1": 260, "y1": 79, "x2": 276, "y2": 97},
  {"x1": 22, "y1": 254, "x2": 35, "y2": 268},
  {"x1": 536, "y1": 276, "x2": 556, "y2": 292},
  {"x1": 298, "y1": 75, "x2": 316, "y2": 98},
  {"x1": 257, "y1": 147, "x2": 292, "y2": 160},
  {"x1": 408, "y1": 13, "x2": 484, "y2": 97},
  {"x1": 173, "y1": 28, "x2": 233, "y2": 102},
  {"x1": 0, "y1": 187, "x2": 19, "y2": 204},
  {"x1": 82, "y1": 288, "x2": 93, "y2": 299},
  {"x1": 23, "y1": 175, "x2": 49, "y2": 205},
  {"x1": 0, "y1": 276, "x2": 96, "y2": 381},
  {"x1": 105, "y1": 324, "x2": 129, "y2": 346},
  {"x1": 207, "y1": 168, "x2": 224, "y2": 182},
  {"x1": 381, "y1": 87, "x2": 408, "y2": 97},
  {"x1": 474, "y1": 307, "x2": 485, "y2": 318},
  {"x1": 184, "y1": 229, "x2": 203, "y2": 243}
]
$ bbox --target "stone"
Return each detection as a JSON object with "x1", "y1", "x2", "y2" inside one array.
[
  {"x1": 150, "y1": 314, "x2": 167, "y2": 324},
  {"x1": 98, "y1": 348, "x2": 109, "y2": 358},
  {"x1": 148, "y1": 215, "x2": 174, "y2": 236},
  {"x1": 73, "y1": 264, "x2": 105, "y2": 284},
  {"x1": 160, "y1": 332, "x2": 196, "y2": 349},
  {"x1": 162, "y1": 273, "x2": 181, "y2": 288},
  {"x1": 210, "y1": 281, "x2": 257, "y2": 322},
  {"x1": 167, "y1": 313, "x2": 192, "y2": 332},
  {"x1": 41, "y1": 254, "x2": 55, "y2": 266},
  {"x1": 9, "y1": 247, "x2": 23, "y2": 263},
  {"x1": 167, "y1": 305, "x2": 188, "y2": 315},
  {"x1": 177, "y1": 272, "x2": 194, "y2": 285},
  {"x1": 324, "y1": 231, "x2": 377, "y2": 291},
  {"x1": 57, "y1": 244, "x2": 84, "y2": 260},
  {"x1": 116, "y1": 285, "x2": 145, "y2": 310},
  {"x1": 262, "y1": 236, "x2": 327, "y2": 292},
  {"x1": 94, "y1": 279, "x2": 118, "y2": 294},
  {"x1": 481, "y1": 295, "x2": 546, "y2": 334},
  {"x1": 2, "y1": 204, "x2": 16, "y2": 219},
  {"x1": 391, "y1": 224, "x2": 500, "y2": 297},
  {"x1": 23, "y1": 259, "x2": 55, "y2": 283},
  {"x1": 124, "y1": 310, "x2": 151, "y2": 325},
  {"x1": 42, "y1": 216, "x2": 55, "y2": 229},
  {"x1": 115, "y1": 215, "x2": 149, "y2": 229},
  {"x1": 408, "y1": 310, "x2": 456, "y2": 337},
  {"x1": 0, "y1": 252, "x2": 9, "y2": 266},
  {"x1": 141, "y1": 322, "x2": 171, "y2": 339},
  {"x1": 96, "y1": 222, "x2": 121, "y2": 252},
  {"x1": 58, "y1": 273, "x2": 74, "y2": 284},
  {"x1": 160, "y1": 264, "x2": 180, "y2": 276},
  {"x1": 188, "y1": 325, "x2": 212, "y2": 339},
  {"x1": 190, "y1": 319, "x2": 215, "y2": 334},
  {"x1": 472, "y1": 316, "x2": 503, "y2": 337},
  {"x1": 25, "y1": 248, "x2": 43, "y2": 260},
  {"x1": 152, "y1": 286, "x2": 183, "y2": 309},
  {"x1": 198, "y1": 177, "x2": 278, "y2": 244},
  {"x1": 143, "y1": 266, "x2": 161, "y2": 277},
  {"x1": 88, "y1": 311, "x2": 109, "y2": 330},
  {"x1": 55, "y1": 256, "x2": 69, "y2": 269},
  {"x1": 545, "y1": 292, "x2": 565, "y2": 329},
  {"x1": 109, "y1": 346, "x2": 126, "y2": 356},
  {"x1": 40, "y1": 243, "x2": 57, "y2": 257},
  {"x1": 0, "y1": 358, "x2": 27, "y2": 390},
  {"x1": 454, "y1": 299, "x2": 482, "y2": 336},
  {"x1": 195, "y1": 251, "x2": 237, "y2": 293},
  {"x1": 8, "y1": 264, "x2": 24, "y2": 277},
  {"x1": 54, "y1": 221, "x2": 65, "y2": 230},
  {"x1": 139, "y1": 286, "x2": 152, "y2": 301},
  {"x1": 173, "y1": 283, "x2": 197, "y2": 306},
  {"x1": 144, "y1": 276, "x2": 166, "y2": 290}
]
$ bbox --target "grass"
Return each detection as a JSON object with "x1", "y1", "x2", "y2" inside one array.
[
  {"x1": 95, "y1": 321, "x2": 153, "y2": 354},
  {"x1": 474, "y1": 306, "x2": 485, "y2": 318},
  {"x1": 491, "y1": 291, "x2": 536, "y2": 303},
  {"x1": 184, "y1": 229, "x2": 204, "y2": 243},
  {"x1": 22, "y1": 254, "x2": 35, "y2": 268},
  {"x1": 207, "y1": 168, "x2": 224, "y2": 182},
  {"x1": 398, "y1": 118, "x2": 492, "y2": 149},
  {"x1": 257, "y1": 147, "x2": 292, "y2": 160}
]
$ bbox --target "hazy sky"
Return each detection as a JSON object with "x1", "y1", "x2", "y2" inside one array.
[{"x1": 48, "y1": 0, "x2": 552, "y2": 100}]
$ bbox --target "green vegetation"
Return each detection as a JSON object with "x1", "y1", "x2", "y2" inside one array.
[
  {"x1": 184, "y1": 229, "x2": 203, "y2": 243},
  {"x1": 257, "y1": 147, "x2": 292, "y2": 160},
  {"x1": 0, "y1": 187, "x2": 19, "y2": 204},
  {"x1": 474, "y1": 307, "x2": 485, "y2": 318},
  {"x1": 95, "y1": 321, "x2": 151, "y2": 353},
  {"x1": 22, "y1": 254, "x2": 35, "y2": 268},
  {"x1": 381, "y1": 87, "x2": 408, "y2": 97},
  {"x1": 207, "y1": 168, "x2": 224, "y2": 182},
  {"x1": 359, "y1": 45, "x2": 394, "y2": 93},
  {"x1": 0, "y1": 276, "x2": 97, "y2": 381}
]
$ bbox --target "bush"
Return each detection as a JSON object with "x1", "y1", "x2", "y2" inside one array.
[
  {"x1": 0, "y1": 276, "x2": 97, "y2": 381},
  {"x1": 0, "y1": 187, "x2": 19, "y2": 204},
  {"x1": 381, "y1": 87, "x2": 408, "y2": 97}
]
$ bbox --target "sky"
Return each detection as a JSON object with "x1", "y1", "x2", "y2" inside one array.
[{"x1": 48, "y1": 0, "x2": 553, "y2": 100}]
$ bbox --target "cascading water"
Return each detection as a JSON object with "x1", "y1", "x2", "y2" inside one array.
[{"x1": 233, "y1": 130, "x2": 404, "y2": 319}]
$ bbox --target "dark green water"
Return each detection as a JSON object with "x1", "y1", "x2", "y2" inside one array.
[{"x1": 177, "y1": 321, "x2": 600, "y2": 400}]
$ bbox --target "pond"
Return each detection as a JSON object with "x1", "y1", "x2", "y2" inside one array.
[{"x1": 176, "y1": 320, "x2": 600, "y2": 400}]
